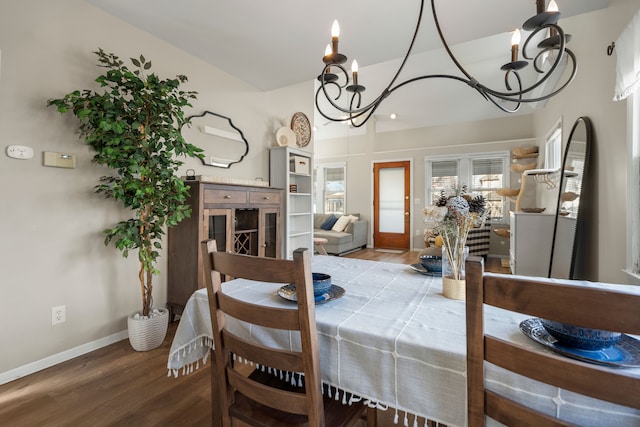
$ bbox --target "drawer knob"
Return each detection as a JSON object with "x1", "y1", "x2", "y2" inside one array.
[
  {"x1": 264, "y1": 196, "x2": 270, "y2": 200},
  {"x1": 224, "y1": 195, "x2": 231, "y2": 199}
]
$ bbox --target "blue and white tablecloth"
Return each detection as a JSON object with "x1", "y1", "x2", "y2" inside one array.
[{"x1": 168, "y1": 255, "x2": 640, "y2": 427}]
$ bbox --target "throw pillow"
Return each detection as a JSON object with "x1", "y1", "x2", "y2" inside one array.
[
  {"x1": 332, "y1": 215, "x2": 352, "y2": 232},
  {"x1": 320, "y1": 215, "x2": 339, "y2": 230},
  {"x1": 348, "y1": 214, "x2": 359, "y2": 223}
]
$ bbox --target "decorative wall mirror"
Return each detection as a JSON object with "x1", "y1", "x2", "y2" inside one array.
[
  {"x1": 548, "y1": 116, "x2": 592, "y2": 279},
  {"x1": 181, "y1": 111, "x2": 249, "y2": 168}
]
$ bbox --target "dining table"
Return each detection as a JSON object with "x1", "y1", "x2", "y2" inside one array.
[{"x1": 167, "y1": 255, "x2": 640, "y2": 427}]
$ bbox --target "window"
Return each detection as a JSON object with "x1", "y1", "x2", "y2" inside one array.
[
  {"x1": 627, "y1": 89, "x2": 640, "y2": 279},
  {"x1": 425, "y1": 152, "x2": 510, "y2": 222},
  {"x1": 314, "y1": 163, "x2": 346, "y2": 214},
  {"x1": 544, "y1": 119, "x2": 562, "y2": 170}
]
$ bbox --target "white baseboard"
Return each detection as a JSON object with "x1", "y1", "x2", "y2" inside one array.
[{"x1": 0, "y1": 330, "x2": 129, "y2": 385}]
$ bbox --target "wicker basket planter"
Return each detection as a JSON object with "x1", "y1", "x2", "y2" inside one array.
[
  {"x1": 127, "y1": 308, "x2": 169, "y2": 351},
  {"x1": 442, "y1": 276, "x2": 466, "y2": 300}
]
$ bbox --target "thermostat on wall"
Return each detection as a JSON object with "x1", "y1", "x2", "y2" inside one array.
[{"x1": 6, "y1": 145, "x2": 34, "y2": 159}]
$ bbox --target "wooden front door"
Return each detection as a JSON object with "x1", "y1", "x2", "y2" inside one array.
[{"x1": 373, "y1": 161, "x2": 411, "y2": 250}]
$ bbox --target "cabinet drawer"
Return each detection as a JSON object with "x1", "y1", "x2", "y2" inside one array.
[
  {"x1": 204, "y1": 189, "x2": 247, "y2": 205},
  {"x1": 249, "y1": 191, "x2": 281, "y2": 205}
]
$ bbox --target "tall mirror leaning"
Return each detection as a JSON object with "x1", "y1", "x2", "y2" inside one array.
[{"x1": 549, "y1": 116, "x2": 592, "y2": 279}]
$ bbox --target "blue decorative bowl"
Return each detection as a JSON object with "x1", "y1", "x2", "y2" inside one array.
[
  {"x1": 541, "y1": 319, "x2": 622, "y2": 350},
  {"x1": 419, "y1": 255, "x2": 442, "y2": 273},
  {"x1": 312, "y1": 273, "x2": 332, "y2": 296}
]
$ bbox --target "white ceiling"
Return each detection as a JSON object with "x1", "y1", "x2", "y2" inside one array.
[{"x1": 86, "y1": 0, "x2": 609, "y2": 139}]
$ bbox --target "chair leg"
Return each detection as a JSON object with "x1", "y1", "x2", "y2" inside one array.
[
  {"x1": 366, "y1": 407, "x2": 377, "y2": 427},
  {"x1": 211, "y1": 353, "x2": 223, "y2": 427}
]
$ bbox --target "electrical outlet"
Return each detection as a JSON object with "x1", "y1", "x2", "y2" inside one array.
[{"x1": 52, "y1": 305, "x2": 66, "y2": 325}]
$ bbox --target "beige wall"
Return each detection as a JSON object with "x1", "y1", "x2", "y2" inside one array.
[
  {"x1": 0, "y1": 0, "x2": 312, "y2": 377},
  {"x1": 315, "y1": 0, "x2": 640, "y2": 285},
  {"x1": 2, "y1": 0, "x2": 638, "y2": 380},
  {"x1": 533, "y1": 0, "x2": 638, "y2": 284}
]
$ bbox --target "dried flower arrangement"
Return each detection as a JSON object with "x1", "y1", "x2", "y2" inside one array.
[{"x1": 423, "y1": 185, "x2": 488, "y2": 281}]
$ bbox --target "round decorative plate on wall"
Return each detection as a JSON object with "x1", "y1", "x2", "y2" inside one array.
[{"x1": 291, "y1": 112, "x2": 311, "y2": 147}]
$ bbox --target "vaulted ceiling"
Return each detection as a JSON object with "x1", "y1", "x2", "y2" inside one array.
[{"x1": 87, "y1": 0, "x2": 610, "y2": 139}]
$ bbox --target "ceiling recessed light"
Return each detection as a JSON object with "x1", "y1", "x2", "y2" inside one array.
[{"x1": 390, "y1": 113, "x2": 397, "y2": 120}]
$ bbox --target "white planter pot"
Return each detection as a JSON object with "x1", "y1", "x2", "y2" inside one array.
[{"x1": 127, "y1": 307, "x2": 169, "y2": 351}]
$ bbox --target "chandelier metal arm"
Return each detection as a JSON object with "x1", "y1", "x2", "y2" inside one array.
[
  {"x1": 315, "y1": 82, "x2": 388, "y2": 119},
  {"x1": 315, "y1": 0, "x2": 578, "y2": 128},
  {"x1": 314, "y1": 85, "x2": 386, "y2": 126},
  {"x1": 385, "y1": 0, "x2": 427, "y2": 90},
  {"x1": 481, "y1": 48, "x2": 577, "y2": 103},
  {"x1": 430, "y1": 0, "x2": 474, "y2": 81}
]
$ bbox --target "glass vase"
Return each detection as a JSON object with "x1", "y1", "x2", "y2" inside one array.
[
  {"x1": 441, "y1": 245, "x2": 469, "y2": 280},
  {"x1": 441, "y1": 245, "x2": 469, "y2": 300}
]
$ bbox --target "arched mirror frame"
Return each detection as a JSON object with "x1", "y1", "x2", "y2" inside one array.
[
  {"x1": 548, "y1": 116, "x2": 593, "y2": 279},
  {"x1": 182, "y1": 110, "x2": 249, "y2": 168}
]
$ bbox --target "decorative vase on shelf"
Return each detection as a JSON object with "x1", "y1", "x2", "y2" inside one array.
[{"x1": 441, "y1": 246, "x2": 469, "y2": 300}]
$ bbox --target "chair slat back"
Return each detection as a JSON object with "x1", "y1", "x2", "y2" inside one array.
[
  {"x1": 201, "y1": 240, "x2": 324, "y2": 426},
  {"x1": 466, "y1": 256, "x2": 640, "y2": 427}
]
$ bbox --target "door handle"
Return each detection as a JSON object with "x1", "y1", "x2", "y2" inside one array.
[{"x1": 405, "y1": 212, "x2": 410, "y2": 216}]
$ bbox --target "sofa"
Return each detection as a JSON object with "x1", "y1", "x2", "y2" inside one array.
[{"x1": 313, "y1": 213, "x2": 368, "y2": 255}]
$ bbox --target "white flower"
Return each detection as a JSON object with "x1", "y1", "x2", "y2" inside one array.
[
  {"x1": 423, "y1": 205, "x2": 448, "y2": 222},
  {"x1": 446, "y1": 196, "x2": 470, "y2": 215}
]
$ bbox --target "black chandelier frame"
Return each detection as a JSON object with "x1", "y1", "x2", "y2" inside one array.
[{"x1": 315, "y1": 0, "x2": 577, "y2": 128}]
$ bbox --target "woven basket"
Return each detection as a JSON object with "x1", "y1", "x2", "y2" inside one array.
[
  {"x1": 510, "y1": 161, "x2": 538, "y2": 172},
  {"x1": 442, "y1": 276, "x2": 465, "y2": 300},
  {"x1": 496, "y1": 188, "x2": 520, "y2": 197},
  {"x1": 127, "y1": 308, "x2": 169, "y2": 351},
  {"x1": 511, "y1": 146, "x2": 539, "y2": 157}
]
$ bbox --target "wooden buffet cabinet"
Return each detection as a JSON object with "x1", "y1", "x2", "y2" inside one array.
[{"x1": 167, "y1": 181, "x2": 282, "y2": 321}]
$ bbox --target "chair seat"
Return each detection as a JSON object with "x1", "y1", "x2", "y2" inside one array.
[{"x1": 230, "y1": 370, "x2": 366, "y2": 427}]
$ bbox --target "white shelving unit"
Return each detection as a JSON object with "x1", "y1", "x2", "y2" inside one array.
[{"x1": 269, "y1": 146, "x2": 313, "y2": 259}]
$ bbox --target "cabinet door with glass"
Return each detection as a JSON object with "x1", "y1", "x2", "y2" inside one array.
[
  {"x1": 259, "y1": 207, "x2": 280, "y2": 258},
  {"x1": 203, "y1": 208, "x2": 233, "y2": 253}
]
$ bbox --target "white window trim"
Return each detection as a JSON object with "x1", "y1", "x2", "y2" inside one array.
[
  {"x1": 625, "y1": 90, "x2": 640, "y2": 283},
  {"x1": 424, "y1": 151, "x2": 510, "y2": 224},
  {"x1": 544, "y1": 117, "x2": 563, "y2": 170}
]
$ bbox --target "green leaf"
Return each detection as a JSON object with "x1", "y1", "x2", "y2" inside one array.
[{"x1": 47, "y1": 49, "x2": 201, "y2": 315}]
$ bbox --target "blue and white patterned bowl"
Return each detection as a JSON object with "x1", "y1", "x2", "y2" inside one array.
[
  {"x1": 312, "y1": 273, "x2": 332, "y2": 296},
  {"x1": 419, "y1": 255, "x2": 443, "y2": 273},
  {"x1": 541, "y1": 319, "x2": 622, "y2": 350}
]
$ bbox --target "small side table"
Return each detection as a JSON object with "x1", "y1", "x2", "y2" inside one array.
[{"x1": 313, "y1": 237, "x2": 328, "y2": 255}]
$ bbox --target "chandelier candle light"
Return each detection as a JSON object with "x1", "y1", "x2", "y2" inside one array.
[{"x1": 316, "y1": 0, "x2": 576, "y2": 127}]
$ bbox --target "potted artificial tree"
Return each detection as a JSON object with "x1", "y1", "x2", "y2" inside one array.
[{"x1": 48, "y1": 49, "x2": 203, "y2": 351}]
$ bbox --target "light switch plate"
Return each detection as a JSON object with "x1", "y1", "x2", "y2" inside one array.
[
  {"x1": 44, "y1": 151, "x2": 76, "y2": 169},
  {"x1": 7, "y1": 145, "x2": 34, "y2": 159}
]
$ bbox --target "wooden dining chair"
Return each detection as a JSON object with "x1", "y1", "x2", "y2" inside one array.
[
  {"x1": 465, "y1": 256, "x2": 640, "y2": 427},
  {"x1": 201, "y1": 240, "x2": 373, "y2": 427}
]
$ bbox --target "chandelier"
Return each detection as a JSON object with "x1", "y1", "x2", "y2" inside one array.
[{"x1": 316, "y1": 0, "x2": 577, "y2": 127}]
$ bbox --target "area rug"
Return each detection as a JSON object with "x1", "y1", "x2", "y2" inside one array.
[{"x1": 373, "y1": 248, "x2": 407, "y2": 254}]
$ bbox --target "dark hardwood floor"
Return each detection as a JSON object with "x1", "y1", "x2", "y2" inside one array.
[
  {"x1": 344, "y1": 248, "x2": 510, "y2": 274},
  {"x1": 1, "y1": 249, "x2": 507, "y2": 426}
]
